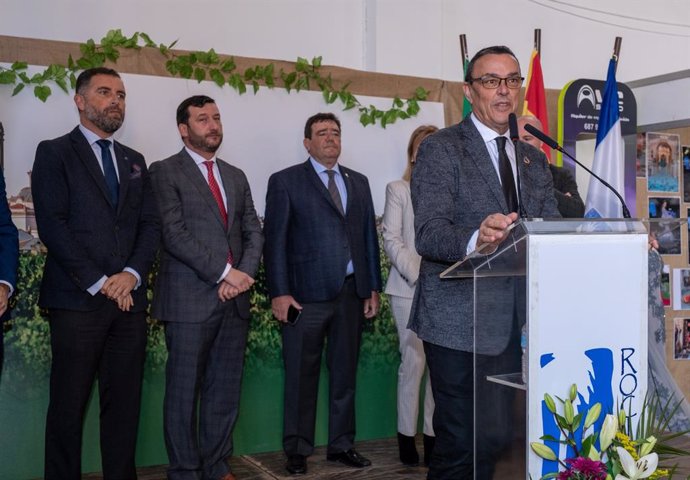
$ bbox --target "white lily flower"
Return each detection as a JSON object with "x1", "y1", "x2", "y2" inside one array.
[
  {"x1": 614, "y1": 446, "x2": 658, "y2": 480},
  {"x1": 600, "y1": 414, "x2": 618, "y2": 451}
]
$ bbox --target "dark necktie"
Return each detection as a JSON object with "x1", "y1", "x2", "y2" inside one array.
[
  {"x1": 203, "y1": 161, "x2": 233, "y2": 264},
  {"x1": 326, "y1": 169, "x2": 345, "y2": 216},
  {"x1": 495, "y1": 136, "x2": 518, "y2": 213},
  {"x1": 96, "y1": 139, "x2": 119, "y2": 207}
]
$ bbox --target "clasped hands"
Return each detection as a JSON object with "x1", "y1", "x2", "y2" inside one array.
[
  {"x1": 218, "y1": 268, "x2": 255, "y2": 302},
  {"x1": 101, "y1": 272, "x2": 137, "y2": 312}
]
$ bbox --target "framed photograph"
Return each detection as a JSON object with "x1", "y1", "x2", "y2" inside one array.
[
  {"x1": 680, "y1": 145, "x2": 690, "y2": 203},
  {"x1": 648, "y1": 197, "x2": 681, "y2": 255},
  {"x1": 636, "y1": 132, "x2": 646, "y2": 178},
  {"x1": 647, "y1": 132, "x2": 680, "y2": 193},
  {"x1": 673, "y1": 318, "x2": 690, "y2": 360},
  {"x1": 672, "y1": 268, "x2": 690, "y2": 309}
]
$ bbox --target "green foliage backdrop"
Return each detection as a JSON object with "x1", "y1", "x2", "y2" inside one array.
[{"x1": 3, "y1": 227, "x2": 399, "y2": 379}]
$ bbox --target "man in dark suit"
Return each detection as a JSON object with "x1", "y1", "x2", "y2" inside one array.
[
  {"x1": 149, "y1": 95, "x2": 263, "y2": 480},
  {"x1": 0, "y1": 169, "x2": 18, "y2": 374},
  {"x1": 518, "y1": 115, "x2": 585, "y2": 217},
  {"x1": 409, "y1": 46, "x2": 560, "y2": 479},
  {"x1": 263, "y1": 113, "x2": 382, "y2": 476},
  {"x1": 32, "y1": 67, "x2": 160, "y2": 480}
]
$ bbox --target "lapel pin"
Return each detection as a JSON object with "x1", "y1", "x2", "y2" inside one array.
[{"x1": 523, "y1": 157, "x2": 531, "y2": 165}]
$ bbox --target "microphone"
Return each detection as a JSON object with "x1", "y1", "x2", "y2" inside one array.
[
  {"x1": 508, "y1": 113, "x2": 527, "y2": 219},
  {"x1": 523, "y1": 123, "x2": 631, "y2": 219}
]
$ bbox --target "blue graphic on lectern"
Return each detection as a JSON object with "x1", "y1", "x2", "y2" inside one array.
[{"x1": 540, "y1": 348, "x2": 614, "y2": 476}]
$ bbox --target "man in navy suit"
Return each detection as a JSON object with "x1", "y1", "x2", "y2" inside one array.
[
  {"x1": 32, "y1": 67, "x2": 160, "y2": 480},
  {"x1": 263, "y1": 113, "x2": 382, "y2": 476},
  {"x1": 0, "y1": 169, "x2": 18, "y2": 374}
]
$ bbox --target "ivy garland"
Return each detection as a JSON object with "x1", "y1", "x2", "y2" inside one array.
[{"x1": 0, "y1": 29, "x2": 429, "y2": 128}]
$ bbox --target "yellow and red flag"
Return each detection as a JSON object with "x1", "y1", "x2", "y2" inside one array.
[{"x1": 522, "y1": 50, "x2": 550, "y2": 160}]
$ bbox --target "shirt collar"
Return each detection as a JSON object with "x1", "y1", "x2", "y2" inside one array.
[
  {"x1": 470, "y1": 113, "x2": 510, "y2": 145},
  {"x1": 309, "y1": 156, "x2": 341, "y2": 176},
  {"x1": 185, "y1": 146, "x2": 217, "y2": 167},
  {"x1": 79, "y1": 124, "x2": 113, "y2": 146}
]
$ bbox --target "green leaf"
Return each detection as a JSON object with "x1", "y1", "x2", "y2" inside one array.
[
  {"x1": 11, "y1": 61, "x2": 28, "y2": 70},
  {"x1": 67, "y1": 55, "x2": 75, "y2": 70},
  {"x1": 312, "y1": 56, "x2": 322, "y2": 68},
  {"x1": 0, "y1": 70, "x2": 16, "y2": 84},
  {"x1": 34, "y1": 85, "x2": 51, "y2": 102},
  {"x1": 393, "y1": 96, "x2": 404, "y2": 108},
  {"x1": 244, "y1": 67, "x2": 255, "y2": 81},
  {"x1": 179, "y1": 63, "x2": 193, "y2": 79},
  {"x1": 139, "y1": 32, "x2": 156, "y2": 48},
  {"x1": 415, "y1": 86, "x2": 428, "y2": 100},
  {"x1": 194, "y1": 67, "x2": 206, "y2": 83},
  {"x1": 220, "y1": 59, "x2": 236, "y2": 73},
  {"x1": 55, "y1": 78, "x2": 68, "y2": 93},
  {"x1": 11, "y1": 83, "x2": 25, "y2": 96},
  {"x1": 210, "y1": 69, "x2": 225, "y2": 87},
  {"x1": 252, "y1": 81, "x2": 259, "y2": 94},
  {"x1": 69, "y1": 73, "x2": 77, "y2": 89}
]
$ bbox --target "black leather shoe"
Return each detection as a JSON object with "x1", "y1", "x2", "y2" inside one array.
[
  {"x1": 423, "y1": 434, "x2": 435, "y2": 467},
  {"x1": 326, "y1": 449, "x2": 372, "y2": 468},
  {"x1": 286, "y1": 454, "x2": 307, "y2": 475},
  {"x1": 397, "y1": 432, "x2": 419, "y2": 466}
]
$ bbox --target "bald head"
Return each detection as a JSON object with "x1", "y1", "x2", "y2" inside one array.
[{"x1": 517, "y1": 115, "x2": 543, "y2": 149}]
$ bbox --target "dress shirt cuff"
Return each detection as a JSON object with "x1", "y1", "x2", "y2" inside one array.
[
  {"x1": 466, "y1": 230, "x2": 480, "y2": 255},
  {"x1": 0, "y1": 280, "x2": 13, "y2": 297},
  {"x1": 88, "y1": 275, "x2": 108, "y2": 296},
  {"x1": 123, "y1": 267, "x2": 142, "y2": 290},
  {"x1": 217, "y1": 263, "x2": 232, "y2": 284}
]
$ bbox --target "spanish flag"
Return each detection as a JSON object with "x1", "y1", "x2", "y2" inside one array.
[{"x1": 522, "y1": 50, "x2": 550, "y2": 160}]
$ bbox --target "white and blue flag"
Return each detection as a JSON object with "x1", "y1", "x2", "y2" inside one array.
[{"x1": 585, "y1": 58, "x2": 625, "y2": 219}]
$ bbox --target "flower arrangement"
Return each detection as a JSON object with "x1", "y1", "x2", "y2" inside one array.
[{"x1": 530, "y1": 384, "x2": 688, "y2": 479}]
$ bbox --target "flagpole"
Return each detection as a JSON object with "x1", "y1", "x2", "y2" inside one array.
[
  {"x1": 613, "y1": 37, "x2": 622, "y2": 72},
  {"x1": 459, "y1": 34, "x2": 472, "y2": 117},
  {"x1": 459, "y1": 34, "x2": 468, "y2": 68},
  {"x1": 534, "y1": 29, "x2": 541, "y2": 55}
]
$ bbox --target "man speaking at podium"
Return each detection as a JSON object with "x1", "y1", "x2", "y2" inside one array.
[{"x1": 409, "y1": 45, "x2": 560, "y2": 479}]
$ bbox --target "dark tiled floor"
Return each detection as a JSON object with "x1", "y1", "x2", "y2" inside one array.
[{"x1": 81, "y1": 435, "x2": 690, "y2": 479}]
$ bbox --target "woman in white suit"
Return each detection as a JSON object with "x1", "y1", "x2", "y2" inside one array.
[{"x1": 383, "y1": 125, "x2": 438, "y2": 467}]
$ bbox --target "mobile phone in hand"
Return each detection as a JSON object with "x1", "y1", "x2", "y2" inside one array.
[{"x1": 286, "y1": 305, "x2": 302, "y2": 325}]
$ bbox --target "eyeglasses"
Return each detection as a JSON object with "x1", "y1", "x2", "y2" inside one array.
[{"x1": 468, "y1": 75, "x2": 524, "y2": 89}]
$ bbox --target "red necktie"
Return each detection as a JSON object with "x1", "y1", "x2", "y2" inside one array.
[{"x1": 203, "y1": 161, "x2": 233, "y2": 264}]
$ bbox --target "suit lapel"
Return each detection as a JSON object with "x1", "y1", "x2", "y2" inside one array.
[
  {"x1": 178, "y1": 149, "x2": 227, "y2": 230},
  {"x1": 340, "y1": 165, "x2": 353, "y2": 216},
  {"x1": 217, "y1": 159, "x2": 235, "y2": 233},
  {"x1": 459, "y1": 120, "x2": 508, "y2": 212},
  {"x1": 303, "y1": 160, "x2": 345, "y2": 217},
  {"x1": 70, "y1": 127, "x2": 115, "y2": 209},
  {"x1": 113, "y1": 142, "x2": 130, "y2": 216}
]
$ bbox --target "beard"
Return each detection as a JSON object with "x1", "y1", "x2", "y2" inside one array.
[
  {"x1": 187, "y1": 130, "x2": 223, "y2": 154},
  {"x1": 84, "y1": 103, "x2": 124, "y2": 134}
]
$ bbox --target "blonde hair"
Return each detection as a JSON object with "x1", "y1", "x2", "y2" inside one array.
[{"x1": 403, "y1": 125, "x2": 438, "y2": 181}]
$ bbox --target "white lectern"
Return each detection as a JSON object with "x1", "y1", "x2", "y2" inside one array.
[{"x1": 442, "y1": 219, "x2": 649, "y2": 479}]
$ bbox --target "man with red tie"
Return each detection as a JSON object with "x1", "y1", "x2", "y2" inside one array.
[{"x1": 149, "y1": 95, "x2": 263, "y2": 480}]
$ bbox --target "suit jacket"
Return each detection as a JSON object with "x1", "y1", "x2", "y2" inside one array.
[
  {"x1": 550, "y1": 164, "x2": 585, "y2": 218},
  {"x1": 382, "y1": 179, "x2": 419, "y2": 299},
  {"x1": 263, "y1": 159, "x2": 382, "y2": 303},
  {"x1": 149, "y1": 148, "x2": 263, "y2": 322},
  {"x1": 0, "y1": 171, "x2": 18, "y2": 322},
  {"x1": 409, "y1": 117, "x2": 560, "y2": 354},
  {"x1": 32, "y1": 126, "x2": 160, "y2": 312}
]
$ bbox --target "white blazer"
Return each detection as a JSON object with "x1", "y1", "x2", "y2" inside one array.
[{"x1": 382, "y1": 180, "x2": 421, "y2": 299}]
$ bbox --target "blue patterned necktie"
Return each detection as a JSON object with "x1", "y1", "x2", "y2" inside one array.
[{"x1": 96, "y1": 139, "x2": 119, "y2": 207}]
